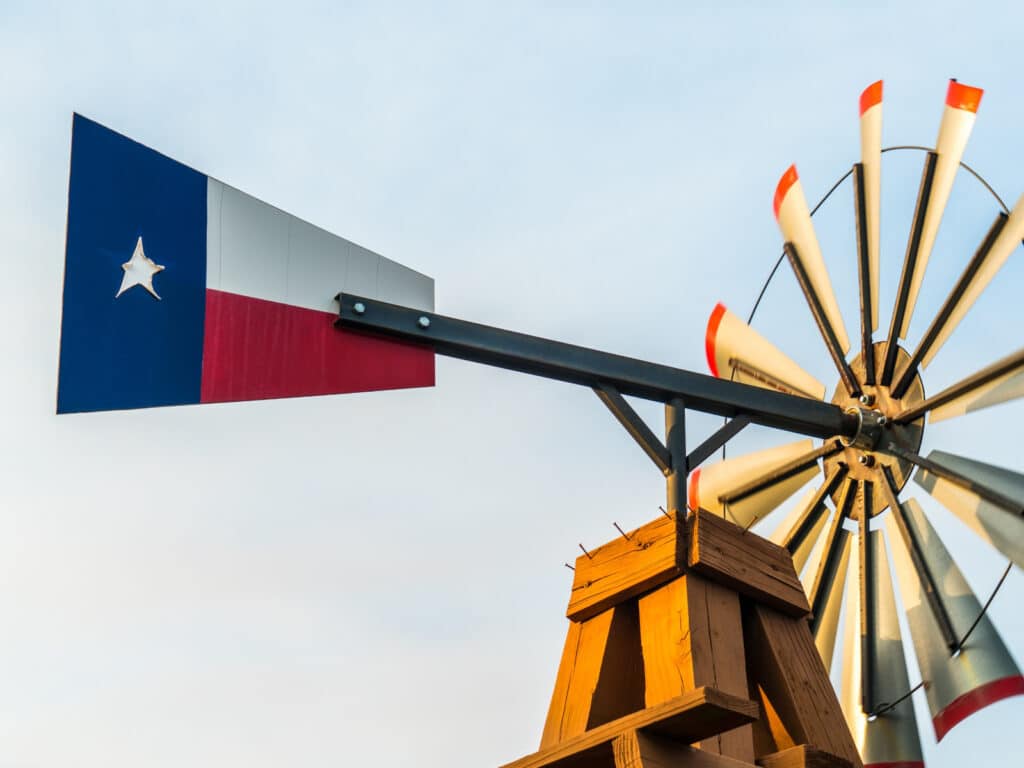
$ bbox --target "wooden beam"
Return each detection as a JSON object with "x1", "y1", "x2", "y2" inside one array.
[
  {"x1": 638, "y1": 574, "x2": 754, "y2": 762},
  {"x1": 567, "y1": 514, "x2": 683, "y2": 622},
  {"x1": 743, "y1": 605, "x2": 862, "y2": 767},
  {"x1": 756, "y1": 745, "x2": 854, "y2": 768},
  {"x1": 502, "y1": 687, "x2": 759, "y2": 768},
  {"x1": 541, "y1": 609, "x2": 615, "y2": 748},
  {"x1": 688, "y1": 510, "x2": 810, "y2": 617},
  {"x1": 612, "y1": 730, "x2": 757, "y2": 768}
]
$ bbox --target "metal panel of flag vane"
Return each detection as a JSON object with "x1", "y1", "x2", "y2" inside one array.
[{"x1": 56, "y1": 114, "x2": 435, "y2": 414}]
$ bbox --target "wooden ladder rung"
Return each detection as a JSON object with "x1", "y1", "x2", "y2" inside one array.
[{"x1": 501, "y1": 687, "x2": 759, "y2": 768}]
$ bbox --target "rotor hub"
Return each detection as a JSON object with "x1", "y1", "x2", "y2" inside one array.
[{"x1": 824, "y1": 342, "x2": 926, "y2": 518}]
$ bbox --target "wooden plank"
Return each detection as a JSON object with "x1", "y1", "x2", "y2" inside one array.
[
  {"x1": 501, "y1": 687, "x2": 759, "y2": 768},
  {"x1": 638, "y1": 574, "x2": 754, "y2": 761},
  {"x1": 689, "y1": 510, "x2": 809, "y2": 617},
  {"x1": 749, "y1": 685, "x2": 796, "y2": 757},
  {"x1": 612, "y1": 730, "x2": 757, "y2": 768},
  {"x1": 567, "y1": 514, "x2": 683, "y2": 622},
  {"x1": 588, "y1": 600, "x2": 646, "y2": 728},
  {"x1": 744, "y1": 605, "x2": 862, "y2": 767},
  {"x1": 541, "y1": 609, "x2": 615, "y2": 748},
  {"x1": 756, "y1": 745, "x2": 853, "y2": 768}
]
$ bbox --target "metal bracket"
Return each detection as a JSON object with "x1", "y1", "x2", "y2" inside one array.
[
  {"x1": 685, "y1": 414, "x2": 752, "y2": 472},
  {"x1": 593, "y1": 383, "x2": 672, "y2": 475}
]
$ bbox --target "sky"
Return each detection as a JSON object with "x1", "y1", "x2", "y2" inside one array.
[{"x1": 2, "y1": 1, "x2": 1023, "y2": 766}]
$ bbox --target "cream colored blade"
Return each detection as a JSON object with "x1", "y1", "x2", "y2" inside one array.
[
  {"x1": 860, "y1": 80, "x2": 883, "y2": 332},
  {"x1": 920, "y1": 194, "x2": 1024, "y2": 369},
  {"x1": 841, "y1": 528, "x2": 923, "y2": 765},
  {"x1": 774, "y1": 166, "x2": 851, "y2": 353},
  {"x1": 768, "y1": 486, "x2": 829, "y2": 573},
  {"x1": 914, "y1": 450, "x2": 1024, "y2": 569},
  {"x1": 886, "y1": 498, "x2": 1024, "y2": 741},
  {"x1": 705, "y1": 302, "x2": 826, "y2": 399},
  {"x1": 899, "y1": 79, "x2": 984, "y2": 338},
  {"x1": 687, "y1": 439, "x2": 820, "y2": 529},
  {"x1": 928, "y1": 349, "x2": 1024, "y2": 423}
]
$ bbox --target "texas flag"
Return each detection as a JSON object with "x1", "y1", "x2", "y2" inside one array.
[{"x1": 57, "y1": 114, "x2": 434, "y2": 414}]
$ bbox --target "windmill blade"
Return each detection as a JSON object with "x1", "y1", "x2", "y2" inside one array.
[
  {"x1": 705, "y1": 302, "x2": 826, "y2": 399},
  {"x1": 897, "y1": 79, "x2": 984, "y2": 340},
  {"x1": 885, "y1": 497, "x2": 1024, "y2": 741},
  {"x1": 895, "y1": 347, "x2": 1024, "y2": 424},
  {"x1": 841, "y1": 525, "x2": 924, "y2": 767},
  {"x1": 917, "y1": 195, "x2": 1024, "y2": 371},
  {"x1": 770, "y1": 463, "x2": 847, "y2": 576},
  {"x1": 914, "y1": 450, "x2": 1024, "y2": 569},
  {"x1": 858, "y1": 80, "x2": 883, "y2": 334},
  {"x1": 687, "y1": 438, "x2": 827, "y2": 529},
  {"x1": 808, "y1": 477, "x2": 857, "y2": 669},
  {"x1": 769, "y1": 486, "x2": 832, "y2": 587},
  {"x1": 891, "y1": 200, "x2": 1024, "y2": 398},
  {"x1": 774, "y1": 165, "x2": 852, "y2": 356}
]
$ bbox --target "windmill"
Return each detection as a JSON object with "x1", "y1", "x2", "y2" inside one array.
[
  {"x1": 56, "y1": 81, "x2": 1023, "y2": 768},
  {"x1": 693, "y1": 80, "x2": 1024, "y2": 765}
]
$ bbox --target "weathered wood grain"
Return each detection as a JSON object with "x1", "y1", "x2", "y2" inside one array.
[
  {"x1": 688, "y1": 510, "x2": 809, "y2": 617},
  {"x1": 503, "y1": 687, "x2": 759, "y2": 768},
  {"x1": 567, "y1": 514, "x2": 683, "y2": 622},
  {"x1": 744, "y1": 605, "x2": 862, "y2": 767}
]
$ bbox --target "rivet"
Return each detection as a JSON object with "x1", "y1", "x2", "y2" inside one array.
[
  {"x1": 353, "y1": 302, "x2": 366, "y2": 315},
  {"x1": 418, "y1": 315, "x2": 431, "y2": 329},
  {"x1": 859, "y1": 394, "x2": 875, "y2": 406}
]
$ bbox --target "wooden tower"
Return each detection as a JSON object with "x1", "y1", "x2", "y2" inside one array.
[{"x1": 501, "y1": 510, "x2": 863, "y2": 768}]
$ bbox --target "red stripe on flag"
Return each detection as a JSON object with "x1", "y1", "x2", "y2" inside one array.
[
  {"x1": 773, "y1": 165, "x2": 799, "y2": 221},
  {"x1": 859, "y1": 80, "x2": 883, "y2": 115},
  {"x1": 705, "y1": 302, "x2": 727, "y2": 378},
  {"x1": 946, "y1": 80, "x2": 983, "y2": 113},
  {"x1": 200, "y1": 289, "x2": 434, "y2": 404},
  {"x1": 932, "y1": 673, "x2": 1024, "y2": 741}
]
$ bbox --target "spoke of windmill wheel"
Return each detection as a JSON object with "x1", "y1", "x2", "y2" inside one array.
[
  {"x1": 858, "y1": 482, "x2": 876, "y2": 712},
  {"x1": 877, "y1": 465, "x2": 959, "y2": 650},
  {"x1": 717, "y1": 440, "x2": 840, "y2": 509},
  {"x1": 884, "y1": 443, "x2": 1023, "y2": 517},
  {"x1": 890, "y1": 210, "x2": 1012, "y2": 399},
  {"x1": 808, "y1": 477, "x2": 856, "y2": 669},
  {"x1": 785, "y1": 243, "x2": 861, "y2": 397},
  {"x1": 704, "y1": 302, "x2": 826, "y2": 399},
  {"x1": 854, "y1": 164, "x2": 877, "y2": 386},
  {"x1": 894, "y1": 347, "x2": 1024, "y2": 424},
  {"x1": 775, "y1": 462, "x2": 847, "y2": 554},
  {"x1": 884, "y1": 495, "x2": 1024, "y2": 741},
  {"x1": 914, "y1": 450, "x2": 1024, "y2": 569},
  {"x1": 769, "y1": 486, "x2": 834, "y2": 586},
  {"x1": 914, "y1": 194, "x2": 1024, "y2": 371},
  {"x1": 688, "y1": 439, "x2": 824, "y2": 529},
  {"x1": 881, "y1": 150, "x2": 937, "y2": 385},
  {"x1": 773, "y1": 164, "x2": 853, "y2": 360},
  {"x1": 841, "y1": 519, "x2": 924, "y2": 766}
]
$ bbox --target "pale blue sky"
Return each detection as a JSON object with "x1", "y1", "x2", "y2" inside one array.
[{"x1": 2, "y1": 2, "x2": 1023, "y2": 766}]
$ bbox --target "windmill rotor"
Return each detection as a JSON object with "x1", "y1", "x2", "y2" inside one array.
[{"x1": 692, "y1": 78, "x2": 1024, "y2": 762}]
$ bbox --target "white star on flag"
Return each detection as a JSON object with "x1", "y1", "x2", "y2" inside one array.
[{"x1": 116, "y1": 236, "x2": 165, "y2": 300}]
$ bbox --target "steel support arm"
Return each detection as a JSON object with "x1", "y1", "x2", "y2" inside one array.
[{"x1": 336, "y1": 294, "x2": 858, "y2": 442}]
